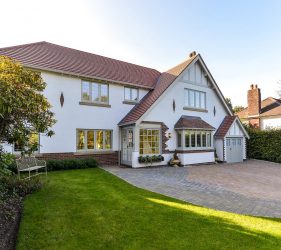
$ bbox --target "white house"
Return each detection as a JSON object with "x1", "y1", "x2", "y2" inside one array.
[
  {"x1": 237, "y1": 84, "x2": 281, "y2": 130},
  {"x1": 0, "y1": 42, "x2": 249, "y2": 167}
]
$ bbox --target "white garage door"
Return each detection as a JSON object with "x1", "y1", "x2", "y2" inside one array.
[{"x1": 226, "y1": 138, "x2": 243, "y2": 163}]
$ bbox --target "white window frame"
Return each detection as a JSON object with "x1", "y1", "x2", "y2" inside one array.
[
  {"x1": 76, "y1": 129, "x2": 112, "y2": 151},
  {"x1": 184, "y1": 88, "x2": 206, "y2": 109},
  {"x1": 124, "y1": 87, "x2": 139, "y2": 102},
  {"x1": 177, "y1": 129, "x2": 213, "y2": 150},
  {"x1": 139, "y1": 128, "x2": 161, "y2": 155},
  {"x1": 81, "y1": 81, "x2": 109, "y2": 104}
]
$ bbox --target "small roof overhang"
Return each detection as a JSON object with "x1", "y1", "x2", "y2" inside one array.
[{"x1": 174, "y1": 115, "x2": 215, "y2": 130}]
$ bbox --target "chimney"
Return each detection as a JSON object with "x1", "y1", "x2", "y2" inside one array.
[
  {"x1": 247, "y1": 84, "x2": 261, "y2": 116},
  {"x1": 189, "y1": 51, "x2": 196, "y2": 58}
]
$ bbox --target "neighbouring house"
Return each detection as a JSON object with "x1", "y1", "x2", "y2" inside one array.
[
  {"x1": 236, "y1": 84, "x2": 281, "y2": 130},
  {"x1": 0, "y1": 42, "x2": 249, "y2": 167}
]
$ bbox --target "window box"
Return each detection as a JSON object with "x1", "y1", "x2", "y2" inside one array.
[
  {"x1": 138, "y1": 155, "x2": 164, "y2": 163},
  {"x1": 79, "y1": 101, "x2": 111, "y2": 108}
]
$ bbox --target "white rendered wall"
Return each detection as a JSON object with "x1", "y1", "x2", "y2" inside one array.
[
  {"x1": 178, "y1": 152, "x2": 215, "y2": 165},
  {"x1": 215, "y1": 139, "x2": 224, "y2": 161},
  {"x1": 39, "y1": 72, "x2": 148, "y2": 153},
  {"x1": 141, "y1": 62, "x2": 229, "y2": 156},
  {"x1": 260, "y1": 117, "x2": 281, "y2": 130}
]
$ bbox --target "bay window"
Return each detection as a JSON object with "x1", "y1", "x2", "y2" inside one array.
[
  {"x1": 177, "y1": 130, "x2": 212, "y2": 149},
  {"x1": 81, "y1": 81, "x2": 109, "y2": 104},
  {"x1": 139, "y1": 129, "x2": 160, "y2": 155},
  {"x1": 77, "y1": 129, "x2": 112, "y2": 151}
]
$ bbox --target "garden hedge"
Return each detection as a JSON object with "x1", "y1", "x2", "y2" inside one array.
[
  {"x1": 46, "y1": 158, "x2": 98, "y2": 171},
  {"x1": 246, "y1": 127, "x2": 281, "y2": 163}
]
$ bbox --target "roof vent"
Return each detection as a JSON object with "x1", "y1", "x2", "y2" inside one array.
[{"x1": 189, "y1": 51, "x2": 196, "y2": 58}]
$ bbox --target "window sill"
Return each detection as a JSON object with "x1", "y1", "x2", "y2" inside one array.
[
  {"x1": 74, "y1": 150, "x2": 115, "y2": 155},
  {"x1": 79, "y1": 101, "x2": 111, "y2": 108},
  {"x1": 123, "y1": 100, "x2": 139, "y2": 105},
  {"x1": 176, "y1": 149, "x2": 214, "y2": 153},
  {"x1": 183, "y1": 107, "x2": 208, "y2": 113}
]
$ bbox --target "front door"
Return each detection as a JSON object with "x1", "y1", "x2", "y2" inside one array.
[
  {"x1": 121, "y1": 128, "x2": 134, "y2": 165},
  {"x1": 226, "y1": 137, "x2": 243, "y2": 163}
]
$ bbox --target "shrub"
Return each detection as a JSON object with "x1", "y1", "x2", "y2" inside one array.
[
  {"x1": 138, "y1": 155, "x2": 164, "y2": 164},
  {"x1": 246, "y1": 127, "x2": 281, "y2": 163},
  {"x1": 46, "y1": 158, "x2": 98, "y2": 171}
]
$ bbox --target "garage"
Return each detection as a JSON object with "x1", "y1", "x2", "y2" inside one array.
[
  {"x1": 226, "y1": 137, "x2": 243, "y2": 163},
  {"x1": 214, "y1": 116, "x2": 249, "y2": 163}
]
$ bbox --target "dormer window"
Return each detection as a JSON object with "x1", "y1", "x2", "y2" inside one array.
[
  {"x1": 124, "y1": 87, "x2": 139, "y2": 103},
  {"x1": 81, "y1": 81, "x2": 109, "y2": 104}
]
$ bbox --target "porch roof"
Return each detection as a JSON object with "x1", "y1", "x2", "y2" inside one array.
[{"x1": 174, "y1": 115, "x2": 215, "y2": 130}]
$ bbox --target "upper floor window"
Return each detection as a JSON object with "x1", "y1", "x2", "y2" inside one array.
[
  {"x1": 185, "y1": 89, "x2": 206, "y2": 110},
  {"x1": 81, "y1": 81, "x2": 109, "y2": 104},
  {"x1": 124, "y1": 87, "x2": 139, "y2": 102}
]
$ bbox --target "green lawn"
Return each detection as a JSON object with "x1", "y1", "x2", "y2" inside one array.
[{"x1": 17, "y1": 168, "x2": 281, "y2": 250}]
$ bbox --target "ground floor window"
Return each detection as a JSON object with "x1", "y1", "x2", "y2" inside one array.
[
  {"x1": 77, "y1": 129, "x2": 112, "y2": 151},
  {"x1": 139, "y1": 129, "x2": 160, "y2": 154},
  {"x1": 177, "y1": 130, "x2": 212, "y2": 149},
  {"x1": 14, "y1": 133, "x2": 39, "y2": 153}
]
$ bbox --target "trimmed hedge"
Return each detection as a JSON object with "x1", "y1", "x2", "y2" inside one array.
[
  {"x1": 46, "y1": 158, "x2": 99, "y2": 171},
  {"x1": 247, "y1": 127, "x2": 281, "y2": 163}
]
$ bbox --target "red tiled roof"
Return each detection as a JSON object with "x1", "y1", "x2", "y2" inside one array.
[
  {"x1": 236, "y1": 97, "x2": 281, "y2": 118},
  {"x1": 174, "y1": 115, "x2": 215, "y2": 130},
  {"x1": 0, "y1": 41, "x2": 161, "y2": 89},
  {"x1": 214, "y1": 116, "x2": 237, "y2": 138},
  {"x1": 118, "y1": 55, "x2": 197, "y2": 125}
]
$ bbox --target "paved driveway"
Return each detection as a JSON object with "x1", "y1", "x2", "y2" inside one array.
[{"x1": 103, "y1": 160, "x2": 281, "y2": 217}]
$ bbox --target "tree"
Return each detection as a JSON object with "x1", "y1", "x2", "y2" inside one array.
[
  {"x1": 0, "y1": 56, "x2": 56, "y2": 155},
  {"x1": 233, "y1": 105, "x2": 245, "y2": 113},
  {"x1": 225, "y1": 97, "x2": 233, "y2": 111}
]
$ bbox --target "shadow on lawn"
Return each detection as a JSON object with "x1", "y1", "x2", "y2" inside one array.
[{"x1": 145, "y1": 196, "x2": 281, "y2": 246}]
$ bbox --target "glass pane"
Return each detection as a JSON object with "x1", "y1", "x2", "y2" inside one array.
[
  {"x1": 96, "y1": 130, "x2": 104, "y2": 149},
  {"x1": 200, "y1": 92, "x2": 206, "y2": 109},
  {"x1": 195, "y1": 92, "x2": 200, "y2": 108},
  {"x1": 191, "y1": 131, "x2": 196, "y2": 147},
  {"x1": 207, "y1": 133, "x2": 211, "y2": 147},
  {"x1": 202, "y1": 132, "x2": 206, "y2": 147},
  {"x1": 77, "y1": 130, "x2": 85, "y2": 150},
  {"x1": 185, "y1": 131, "x2": 190, "y2": 147},
  {"x1": 131, "y1": 88, "x2": 138, "y2": 101},
  {"x1": 196, "y1": 132, "x2": 201, "y2": 147},
  {"x1": 105, "y1": 131, "x2": 112, "y2": 149},
  {"x1": 177, "y1": 132, "x2": 182, "y2": 147},
  {"x1": 92, "y1": 83, "x2": 99, "y2": 102},
  {"x1": 82, "y1": 82, "x2": 90, "y2": 101},
  {"x1": 100, "y1": 84, "x2": 108, "y2": 103},
  {"x1": 189, "y1": 90, "x2": 195, "y2": 107},
  {"x1": 87, "y1": 131, "x2": 94, "y2": 149},
  {"x1": 124, "y1": 87, "x2": 131, "y2": 100},
  {"x1": 185, "y1": 89, "x2": 189, "y2": 106}
]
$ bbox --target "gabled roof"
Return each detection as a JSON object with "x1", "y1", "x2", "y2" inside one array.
[
  {"x1": 0, "y1": 41, "x2": 161, "y2": 89},
  {"x1": 214, "y1": 116, "x2": 237, "y2": 138},
  {"x1": 237, "y1": 97, "x2": 281, "y2": 118},
  {"x1": 118, "y1": 55, "x2": 197, "y2": 125},
  {"x1": 174, "y1": 115, "x2": 215, "y2": 130}
]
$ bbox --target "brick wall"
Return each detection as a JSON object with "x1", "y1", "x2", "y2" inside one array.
[
  {"x1": 247, "y1": 84, "x2": 261, "y2": 116},
  {"x1": 38, "y1": 151, "x2": 119, "y2": 165}
]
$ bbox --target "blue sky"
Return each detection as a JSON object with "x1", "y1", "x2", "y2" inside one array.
[{"x1": 1, "y1": 0, "x2": 281, "y2": 106}]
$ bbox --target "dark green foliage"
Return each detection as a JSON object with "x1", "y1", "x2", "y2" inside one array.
[
  {"x1": 46, "y1": 158, "x2": 98, "y2": 171},
  {"x1": 138, "y1": 155, "x2": 164, "y2": 164},
  {"x1": 246, "y1": 127, "x2": 281, "y2": 163}
]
